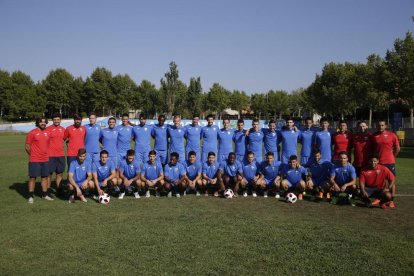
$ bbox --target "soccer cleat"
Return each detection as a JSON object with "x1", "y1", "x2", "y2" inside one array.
[
  {"x1": 380, "y1": 203, "x2": 387, "y2": 209},
  {"x1": 167, "y1": 191, "x2": 172, "y2": 198},
  {"x1": 298, "y1": 193, "x2": 303, "y2": 200},
  {"x1": 113, "y1": 186, "x2": 120, "y2": 193},
  {"x1": 252, "y1": 191, "x2": 257, "y2": 198},
  {"x1": 126, "y1": 187, "x2": 133, "y2": 194},
  {"x1": 388, "y1": 201, "x2": 396, "y2": 208},
  {"x1": 365, "y1": 200, "x2": 372, "y2": 208},
  {"x1": 347, "y1": 196, "x2": 355, "y2": 207},
  {"x1": 145, "y1": 190, "x2": 150, "y2": 198},
  {"x1": 243, "y1": 191, "x2": 248, "y2": 197},
  {"x1": 183, "y1": 190, "x2": 187, "y2": 197},
  {"x1": 93, "y1": 195, "x2": 99, "y2": 201},
  {"x1": 196, "y1": 191, "x2": 201, "y2": 197},
  {"x1": 204, "y1": 192, "x2": 209, "y2": 197},
  {"x1": 134, "y1": 192, "x2": 141, "y2": 199},
  {"x1": 275, "y1": 193, "x2": 280, "y2": 199},
  {"x1": 155, "y1": 191, "x2": 160, "y2": 198},
  {"x1": 118, "y1": 192, "x2": 125, "y2": 200},
  {"x1": 263, "y1": 191, "x2": 268, "y2": 198},
  {"x1": 79, "y1": 195, "x2": 87, "y2": 203},
  {"x1": 213, "y1": 191, "x2": 219, "y2": 197},
  {"x1": 68, "y1": 195, "x2": 75, "y2": 204},
  {"x1": 176, "y1": 192, "x2": 181, "y2": 198},
  {"x1": 28, "y1": 197, "x2": 34, "y2": 204},
  {"x1": 371, "y1": 199, "x2": 380, "y2": 206},
  {"x1": 43, "y1": 195, "x2": 54, "y2": 201}
]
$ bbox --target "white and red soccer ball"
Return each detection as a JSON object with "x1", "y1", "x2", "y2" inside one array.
[
  {"x1": 286, "y1": 192, "x2": 297, "y2": 203},
  {"x1": 224, "y1": 189, "x2": 234, "y2": 199},
  {"x1": 99, "y1": 193, "x2": 110, "y2": 204}
]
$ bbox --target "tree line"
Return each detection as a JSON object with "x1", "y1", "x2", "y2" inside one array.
[{"x1": 0, "y1": 32, "x2": 413, "y2": 126}]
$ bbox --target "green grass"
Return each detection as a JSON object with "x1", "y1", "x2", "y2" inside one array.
[{"x1": 0, "y1": 134, "x2": 413, "y2": 275}]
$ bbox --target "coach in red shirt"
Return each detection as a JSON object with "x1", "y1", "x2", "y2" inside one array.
[
  {"x1": 332, "y1": 120, "x2": 352, "y2": 163},
  {"x1": 352, "y1": 121, "x2": 372, "y2": 176},
  {"x1": 46, "y1": 113, "x2": 66, "y2": 193},
  {"x1": 25, "y1": 117, "x2": 53, "y2": 203},
  {"x1": 359, "y1": 156, "x2": 395, "y2": 209},
  {"x1": 64, "y1": 114, "x2": 86, "y2": 168}
]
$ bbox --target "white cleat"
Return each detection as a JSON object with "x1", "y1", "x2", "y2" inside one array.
[
  {"x1": 145, "y1": 190, "x2": 150, "y2": 198},
  {"x1": 196, "y1": 191, "x2": 201, "y2": 197},
  {"x1": 43, "y1": 195, "x2": 54, "y2": 201},
  {"x1": 28, "y1": 197, "x2": 34, "y2": 204},
  {"x1": 118, "y1": 192, "x2": 125, "y2": 199},
  {"x1": 68, "y1": 195, "x2": 75, "y2": 203},
  {"x1": 155, "y1": 191, "x2": 160, "y2": 198},
  {"x1": 134, "y1": 192, "x2": 140, "y2": 199},
  {"x1": 275, "y1": 193, "x2": 280, "y2": 199},
  {"x1": 243, "y1": 191, "x2": 248, "y2": 197},
  {"x1": 167, "y1": 191, "x2": 172, "y2": 198},
  {"x1": 263, "y1": 191, "x2": 268, "y2": 198},
  {"x1": 176, "y1": 192, "x2": 181, "y2": 198},
  {"x1": 252, "y1": 192, "x2": 257, "y2": 198},
  {"x1": 79, "y1": 195, "x2": 88, "y2": 203}
]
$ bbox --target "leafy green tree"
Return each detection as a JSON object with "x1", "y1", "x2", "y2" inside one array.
[
  {"x1": 290, "y1": 88, "x2": 311, "y2": 118},
  {"x1": 205, "y1": 83, "x2": 230, "y2": 119},
  {"x1": 0, "y1": 70, "x2": 12, "y2": 118},
  {"x1": 267, "y1": 90, "x2": 291, "y2": 119},
  {"x1": 250, "y1": 93, "x2": 268, "y2": 119},
  {"x1": 111, "y1": 74, "x2": 137, "y2": 116},
  {"x1": 230, "y1": 90, "x2": 250, "y2": 118},
  {"x1": 385, "y1": 32, "x2": 414, "y2": 127},
  {"x1": 187, "y1": 77, "x2": 203, "y2": 115},
  {"x1": 135, "y1": 80, "x2": 163, "y2": 118},
  {"x1": 69, "y1": 77, "x2": 84, "y2": 116},
  {"x1": 173, "y1": 80, "x2": 189, "y2": 117},
  {"x1": 84, "y1": 67, "x2": 113, "y2": 116},
  {"x1": 160, "y1": 61, "x2": 179, "y2": 116}
]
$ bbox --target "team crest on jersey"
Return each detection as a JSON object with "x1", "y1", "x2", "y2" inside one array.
[
  {"x1": 178, "y1": 129, "x2": 181, "y2": 133},
  {"x1": 272, "y1": 133, "x2": 275, "y2": 136},
  {"x1": 376, "y1": 170, "x2": 380, "y2": 174},
  {"x1": 257, "y1": 133, "x2": 261, "y2": 136},
  {"x1": 144, "y1": 128, "x2": 147, "y2": 131},
  {"x1": 195, "y1": 128, "x2": 198, "y2": 131}
]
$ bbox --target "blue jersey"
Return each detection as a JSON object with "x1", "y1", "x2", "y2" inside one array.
[
  {"x1": 119, "y1": 159, "x2": 140, "y2": 179},
  {"x1": 242, "y1": 160, "x2": 260, "y2": 181},
  {"x1": 151, "y1": 124, "x2": 168, "y2": 151},
  {"x1": 280, "y1": 128, "x2": 300, "y2": 162},
  {"x1": 184, "y1": 124, "x2": 201, "y2": 155},
  {"x1": 299, "y1": 128, "x2": 316, "y2": 157},
  {"x1": 202, "y1": 161, "x2": 220, "y2": 179},
  {"x1": 84, "y1": 124, "x2": 101, "y2": 153},
  {"x1": 263, "y1": 128, "x2": 280, "y2": 153},
  {"x1": 219, "y1": 160, "x2": 243, "y2": 177},
  {"x1": 247, "y1": 129, "x2": 264, "y2": 154},
  {"x1": 185, "y1": 161, "x2": 202, "y2": 180},
  {"x1": 69, "y1": 160, "x2": 91, "y2": 184},
  {"x1": 116, "y1": 125, "x2": 133, "y2": 155},
  {"x1": 308, "y1": 160, "x2": 332, "y2": 184},
  {"x1": 164, "y1": 162, "x2": 186, "y2": 181},
  {"x1": 280, "y1": 164, "x2": 307, "y2": 184},
  {"x1": 201, "y1": 125, "x2": 219, "y2": 152},
  {"x1": 233, "y1": 129, "x2": 247, "y2": 156},
  {"x1": 100, "y1": 128, "x2": 118, "y2": 156},
  {"x1": 331, "y1": 163, "x2": 356, "y2": 186},
  {"x1": 142, "y1": 161, "x2": 163, "y2": 181},
  {"x1": 168, "y1": 126, "x2": 185, "y2": 155},
  {"x1": 218, "y1": 128, "x2": 234, "y2": 157},
  {"x1": 132, "y1": 124, "x2": 153, "y2": 153},
  {"x1": 314, "y1": 130, "x2": 332, "y2": 162},
  {"x1": 92, "y1": 160, "x2": 116, "y2": 182},
  {"x1": 260, "y1": 160, "x2": 282, "y2": 182}
]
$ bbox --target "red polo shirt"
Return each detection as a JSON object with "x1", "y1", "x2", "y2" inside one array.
[
  {"x1": 360, "y1": 164, "x2": 395, "y2": 189},
  {"x1": 26, "y1": 128, "x2": 50, "y2": 162},
  {"x1": 64, "y1": 125, "x2": 86, "y2": 157},
  {"x1": 371, "y1": 130, "x2": 399, "y2": 164},
  {"x1": 352, "y1": 132, "x2": 372, "y2": 167},
  {"x1": 46, "y1": 125, "x2": 66, "y2": 157},
  {"x1": 332, "y1": 131, "x2": 352, "y2": 161}
]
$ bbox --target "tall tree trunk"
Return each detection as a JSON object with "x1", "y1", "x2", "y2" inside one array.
[
  {"x1": 410, "y1": 107, "x2": 413, "y2": 128},
  {"x1": 369, "y1": 108, "x2": 372, "y2": 128}
]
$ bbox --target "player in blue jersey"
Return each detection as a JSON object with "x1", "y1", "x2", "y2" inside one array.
[
  {"x1": 164, "y1": 152, "x2": 187, "y2": 198},
  {"x1": 118, "y1": 149, "x2": 142, "y2": 199},
  {"x1": 280, "y1": 118, "x2": 300, "y2": 164},
  {"x1": 201, "y1": 114, "x2": 219, "y2": 162},
  {"x1": 151, "y1": 114, "x2": 169, "y2": 165},
  {"x1": 314, "y1": 117, "x2": 332, "y2": 163},
  {"x1": 240, "y1": 151, "x2": 261, "y2": 197},
  {"x1": 100, "y1": 117, "x2": 119, "y2": 167},
  {"x1": 168, "y1": 115, "x2": 186, "y2": 164},
  {"x1": 184, "y1": 151, "x2": 203, "y2": 196},
  {"x1": 306, "y1": 150, "x2": 333, "y2": 200},
  {"x1": 141, "y1": 150, "x2": 164, "y2": 198},
  {"x1": 116, "y1": 113, "x2": 133, "y2": 165},
  {"x1": 184, "y1": 114, "x2": 202, "y2": 161},
  {"x1": 84, "y1": 112, "x2": 101, "y2": 163},
  {"x1": 299, "y1": 117, "x2": 316, "y2": 166},
  {"x1": 92, "y1": 150, "x2": 118, "y2": 196},
  {"x1": 328, "y1": 151, "x2": 357, "y2": 205},
  {"x1": 218, "y1": 119, "x2": 235, "y2": 162},
  {"x1": 263, "y1": 119, "x2": 281, "y2": 161},
  {"x1": 218, "y1": 152, "x2": 243, "y2": 197},
  {"x1": 280, "y1": 155, "x2": 308, "y2": 200},
  {"x1": 247, "y1": 119, "x2": 264, "y2": 162},
  {"x1": 202, "y1": 152, "x2": 223, "y2": 197},
  {"x1": 132, "y1": 113, "x2": 153, "y2": 165},
  {"x1": 258, "y1": 151, "x2": 282, "y2": 198},
  {"x1": 67, "y1": 148, "x2": 93, "y2": 203},
  {"x1": 233, "y1": 119, "x2": 247, "y2": 163}
]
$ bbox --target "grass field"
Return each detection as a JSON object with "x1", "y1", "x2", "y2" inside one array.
[{"x1": 0, "y1": 133, "x2": 413, "y2": 275}]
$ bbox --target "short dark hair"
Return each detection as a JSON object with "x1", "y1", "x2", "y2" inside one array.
[
  {"x1": 89, "y1": 112, "x2": 96, "y2": 118},
  {"x1": 247, "y1": 151, "x2": 254, "y2": 156},
  {"x1": 170, "y1": 152, "x2": 179, "y2": 159},
  {"x1": 266, "y1": 151, "x2": 274, "y2": 157},
  {"x1": 313, "y1": 149, "x2": 321, "y2": 155},
  {"x1": 139, "y1": 113, "x2": 146, "y2": 119},
  {"x1": 121, "y1": 113, "x2": 129, "y2": 118},
  {"x1": 305, "y1": 117, "x2": 312, "y2": 122},
  {"x1": 188, "y1": 151, "x2": 196, "y2": 157},
  {"x1": 338, "y1": 151, "x2": 348, "y2": 158},
  {"x1": 320, "y1": 117, "x2": 329, "y2": 123},
  {"x1": 127, "y1": 149, "x2": 135, "y2": 156},
  {"x1": 228, "y1": 152, "x2": 236, "y2": 158},
  {"x1": 148, "y1": 150, "x2": 156, "y2": 156},
  {"x1": 77, "y1": 148, "x2": 87, "y2": 156},
  {"x1": 237, "y1": 119, "x2": 244, "y2": 124},
  {"x1": 208, "y1": 151, "x2": 216, "y2": 157},
  {"x1": 358, "y1": 120, "x2": 367, "y2": 125},
  {"x1": 35, "y1": 116, "x2": 48, "y2": 127},
  {"x1": 158, "y1": 114, "x2": 165, "y2": 120},
  {"x1": 339, "y1": 119, "x2": 347, "y2": 125},
  {"x1": 268, "y1": 119, "x2": 276, "y2": 125},
  {"x1": 100, "y1": 150, "x2": 109, "y2": 156},
  {"x1": 206, "y1": 114, "x2": 214, "y2": 120},
  {"x1": 252, "y1": 118, "x2": 259, "y2": 124},
  {"x1": 289, "y1": 155, "x2": 298, "y2": 161},
  {"x1": 52, "y1": 112, "x2": 61, "y2": 119},
  {"x1": 108, "y1": 117, "x2": 116, "y2": 123},
  {"x1": 73, "y1": 113, "x2": 82, "y2": 120},
  {"x1": 192, "y1": 114, "x2": 200, "y2": 119}
]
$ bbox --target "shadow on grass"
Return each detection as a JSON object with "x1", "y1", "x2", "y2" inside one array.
[{"x1": 9, "y1": 182, "x2": 69, "y2": 200}]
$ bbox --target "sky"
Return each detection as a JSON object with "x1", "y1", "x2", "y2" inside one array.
[{"x1": 0, "y1": 0, "x2": 413, "y2": 94}]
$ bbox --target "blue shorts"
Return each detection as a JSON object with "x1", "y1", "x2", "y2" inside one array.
[
  {"x1": 109, "y1": 156, "x2": 118, "y2": 167},
  {"x1": 49, "y1": 156, "x2": 65, "y2": 174},
  {"x1": 383, "y1": 164, "x2": 396, "y2": 176},
  {"x1": 264, "y1": 178, "x2": 276, "y2": 186},
  {"x1": 155, "y1": 150, "x2": 168, "y2": 165},
  {"x1": 86, "y1": 152, "x2": 100, "y2": 164},
  {"x1": 29, "y1": 162, "x2": 49, "y2": 178},
  {"x1": 236, "y1": 154, "x2": 246, "y2": 163},
  {"x1": 135, "y1": 151, "x2": 150, "y2": 166},
  {"x1": 285, "y1": 180, "x2": 300, "y2": 189},
  {"x1": 67, "y1": 156, "x2": 77, "y2": 170},
  {"x1": 300, "y1": 156, "x2": 313, "y2": 167},
  {"x1": 312, "y1": 178, "x2": 328, "y2": 187}
]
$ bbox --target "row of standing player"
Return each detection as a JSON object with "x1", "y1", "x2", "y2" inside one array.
[{"x1": 25, "y1": 113, "x2": 399, "y2": 205}]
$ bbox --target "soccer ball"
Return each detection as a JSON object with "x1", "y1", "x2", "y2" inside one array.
[
  {"x1": 224, "y1": 189, "x2": 234, "y2": 199},
  {"x1": 286, "y1": 192, "x2": 297, "y2": 203},
  {"x1": 99, "y1": 193, "x2": 110, "y2": 204}
]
